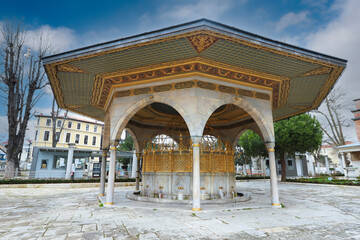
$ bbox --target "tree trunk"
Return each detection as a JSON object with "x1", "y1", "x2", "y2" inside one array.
[
  {"x1": 2, "y1": 20, "x2": 50, "y2": 178},
  {"x1": 280, "y1": 153, "x2": 286, "y2": 182},
  {"x1": 4, "y1": 155, "x2": 16, "y2": 178}
]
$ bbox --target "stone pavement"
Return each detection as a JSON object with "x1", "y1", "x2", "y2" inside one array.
[{"x1": 0, "y1": 180, "x2": 360, "y2": 239}]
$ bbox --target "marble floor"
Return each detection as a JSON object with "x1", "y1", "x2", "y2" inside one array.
[{"x1": 0, "y1": 180, "x2": 359, "y2": 239}]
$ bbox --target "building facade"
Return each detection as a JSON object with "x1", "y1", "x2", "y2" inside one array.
[
  {"x1": 33, "y1": 114, "x2": 104, "y2": 150},
  {"x1": 31, "y1": 114, "x2": 104, "y2": 177}
]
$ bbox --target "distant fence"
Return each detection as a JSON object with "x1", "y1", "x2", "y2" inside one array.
[{"x1": 0, "y1": 170, "x2": 133, "y2": 179}]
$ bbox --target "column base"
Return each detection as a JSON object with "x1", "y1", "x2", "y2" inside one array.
[
  {"x1": 98, "y1": 194, "x2": 105, "y2": 196},
  {"x1": 192, "y1": 208, "x2": 202, "y2": 211},
  {"x1": 105, "y1": 202, "x2": 114, "y2": 205}
]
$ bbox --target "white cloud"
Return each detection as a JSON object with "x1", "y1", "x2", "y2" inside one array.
[
  {"x1": 25, "y1": 25, "x2": 77, "y2": 53},
  {"x1": 305, "y1": 0, "x2": 360, "y2": 141},
  {"x1": 160, "y1": 0, "x2": 239, "y2": 21},
  {"x1": 275, "y1": 11, "x2": 310, "y2": 32},
  {"x1": 301, "y1": 0, "x2": 329, "y2": 9}
]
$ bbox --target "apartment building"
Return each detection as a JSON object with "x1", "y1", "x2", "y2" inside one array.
[{"x1": 33, "y1": 114, "x2": 103, "y2": 150}]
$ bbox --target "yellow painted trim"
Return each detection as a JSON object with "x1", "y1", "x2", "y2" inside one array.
[
  {"x1": 192, "y1": 208, "x2": 202, "y2": 211},
  {"x1": 104, "y1": 77, "x2": 274, "y2": 113},
  {"x1": 192, "y1": 144, "x2": 200, "y2": 147},
  {"x1": 110, "y1": 147, "x2": 117, "y2": 150},
  {"x1": 98, "y1": 194, "x2": 105, "y2": 196},
  {"x1": 268, "y1": 149, "x2": 275, "y2": 152},
  {"x1": 131, "y1": 111, "x2": 250, "y2": 125},
  {"x1": 105, "y1": 202, "x2": 114, "y2": 205},
  {"x1": 102, "y1": 154, "x2": 107, "y2": 156},
  {"x1": 103, "y1": 71, "x2": 274, "y2": 109},
  {"x1": 272, "y1": 203, "x2": 281, "y2": 206},
  {"x1": 101, "y1": 57, "x2": 286, "y2": 83}
]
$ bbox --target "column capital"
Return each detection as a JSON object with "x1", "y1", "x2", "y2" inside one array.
[
  {"x1": 68, "y1": 143, "x2": 76, "y2": 148},
  {"x1": 191, "y1": 136, "x2": 202, "y2": 145},
  {"x1": 109, "y1": 140, "x2": 119, "y2": 148},
  {"x1": 265, "y1": 142, "x2": 275, "y2": 151},
  {"x1": 102, "y1": 148, "x2": 109, "y2": 154}
]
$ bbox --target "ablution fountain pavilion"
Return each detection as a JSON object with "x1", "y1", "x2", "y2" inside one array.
[{"x1": 43, "y1": 19, "x2": 346, "y2": 211}]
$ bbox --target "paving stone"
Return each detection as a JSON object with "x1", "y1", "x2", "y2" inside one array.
[{"x1": 0, "y1": 182, "x2": 360, "y2": 239}]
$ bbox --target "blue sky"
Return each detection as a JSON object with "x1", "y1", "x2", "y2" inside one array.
[
  {"x1": 0, "y1": 0, "x2": 338, "y2": 47},
  {"x1": 1, "y1": 0, "x2": 359, "y2": 142}
]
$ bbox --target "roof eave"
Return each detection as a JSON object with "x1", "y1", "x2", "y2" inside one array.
[{"x1": 42, "y1": 18, "x2": 347, "y2": 67}]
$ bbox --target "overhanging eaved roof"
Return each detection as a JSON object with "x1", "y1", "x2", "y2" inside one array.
[{"x1": 43, "y1": 19, "x2": 347, "y2": 121}]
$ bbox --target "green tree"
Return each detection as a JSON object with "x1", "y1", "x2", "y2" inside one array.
[
  {"x1": 238, "y1": 130, "x2": 267, "y2": 159},
  {"x1": 237, "y1": 130, "x2": 267, "y2": 175},
  {"x1": 274, "y1": 114, "x2": 323, "y2": 181},
  {"x1": 117, "y1": 135, "x2": 133, "y2": 167}
]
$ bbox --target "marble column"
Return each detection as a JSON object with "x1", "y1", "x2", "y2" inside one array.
[
  {"x1": 65, "y1": 143, "x2": 76, "y2": 179},
  {"x1": 307, "y1": 153, "x2": 315, "y2": 176},
  {"x1": 131, "y1": 150, "x2": 137, "y2": 178},
  {"x1": 135, "y1": 153, "x2": 141, "y2": 191},
  {"x1": 192, "y1": 137, "x2": 201, "y2": 211},
  {"x1": 325, "y1": 155, "x2": 330, "y2": 175},
  {"x1": 340, "y1": 153, "x2": 347, "y2": 177},
  {"x1": 295, "y1": 154, "x2": 303, "y2": 177},
  {"x1": 99, "y1": 149, "x2": 108, "y2": 196},
  {"x1": 106, "y1": 142, "x2": 118, "y2": 205},
  {"x1": 266, "y1": 142, "x2": 280, "y2": 206}
]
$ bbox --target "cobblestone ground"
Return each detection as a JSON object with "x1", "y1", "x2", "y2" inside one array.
[{"x1": 0, "y1": 181, "x2": 359, "y2": 239}]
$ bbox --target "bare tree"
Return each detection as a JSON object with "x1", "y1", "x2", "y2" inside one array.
[
  {"x1": 50, "y1": 97, "x2": 68, "y2": 147},
  {"x1": 0, "y1": 20, "x2": 51, "y2": 178},
  {"x1": 314, "y1": 87, "x2": 351, "y2": 147}
]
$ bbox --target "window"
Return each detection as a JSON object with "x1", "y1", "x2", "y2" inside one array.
[
  {"x1": 43, "y1": 131, "x2": 50, "y2": 141},
  {"x1": 287, "y1": 160, "x2": 295, "y2": 170},
  {"x1": 56, "y1": 132, "x2": 60, "y2": 142},
  {"x1": 94, "y1": 126, "x2": 97, "y2": 132},
  {"x1": 54, "y1": 156, "x2": 66, "y2": 169},
  {"x1": 53, "y1": 157, "x2": 87, "y2": 169},
  {"x1": 84, "y1": 135, "x2": 88, "y2": 145},
  {"x1": 57, "y1": 120, "x2": 62, "y2": 127},
  {"x1": 41, "y1": 160, "x2": 48, "y2": 169},
  {"x1": 75, "y1": 134, "x2": 80, "y2": 144},
  {"x1": 86, "y1": 124, "x2": 89, "y2": 131},
  {"x1": 77, "y1": 123, "x2": 81, "y2": 130},
  {"x1": 46, "y1": 119, "x2": 51, "y2": 126},
  {"x1": 74, "y1": 158, "x2": 86, "y2": 170},
  {"x1": 68, "y1": 121, "x2": 72, "y2": 128},
  {"x1": 92, "y1": 136, "x2": 96, "y2": 146},
  {"x1": 37, "y1": 118, "x2": 40, "y2": 126},
  {"x1": 65, "y1": 133, "x2": 71, "y2": 143},
  {"x1": 35, "y1": 130, "x2": 38, "y2": 141}
]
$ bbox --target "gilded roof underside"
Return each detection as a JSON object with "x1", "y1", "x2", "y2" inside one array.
[
  {"x1": 201, "y1": 40, "x2": 320, "y2": 77},
  {"x1": 59, "y1": 72, "x2": 94, "y2": 106},
  {"x1": 71, "y1": 38, "x2": 197, "y2": 74},
  {"x1": 44, "y1": 26, "x2": 345, "y2": 123}
]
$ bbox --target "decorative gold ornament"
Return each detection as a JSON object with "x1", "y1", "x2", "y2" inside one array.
[
  {"x1": 134, "y1": 87, "x2": 151, "y2": 95},
  {"x1": 300, "y1": 66, "x2": 332, "y2": 76},
  {"x1": 115, "y1": 90, "x2": 131, "y2": 97},
  {"x1": 188, "y1": 34, "x2": 218, "y2": 53},
  {"x1": 57, "y1": 64, "x2": 87, "y2": 73},
  {"x1": 255, "y1": 92, "x2": 270, "y2": 100},
  {"x1": 197, "y1": 81, "x2": 216, "y2": 90}
]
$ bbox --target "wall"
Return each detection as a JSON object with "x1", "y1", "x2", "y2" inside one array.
[
  {"x1": 30, "y1": 147, "x2": 94, "y2": 179},
  {"x1": 33, "y1": 116, "x2": 103, "y2": 150}
]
